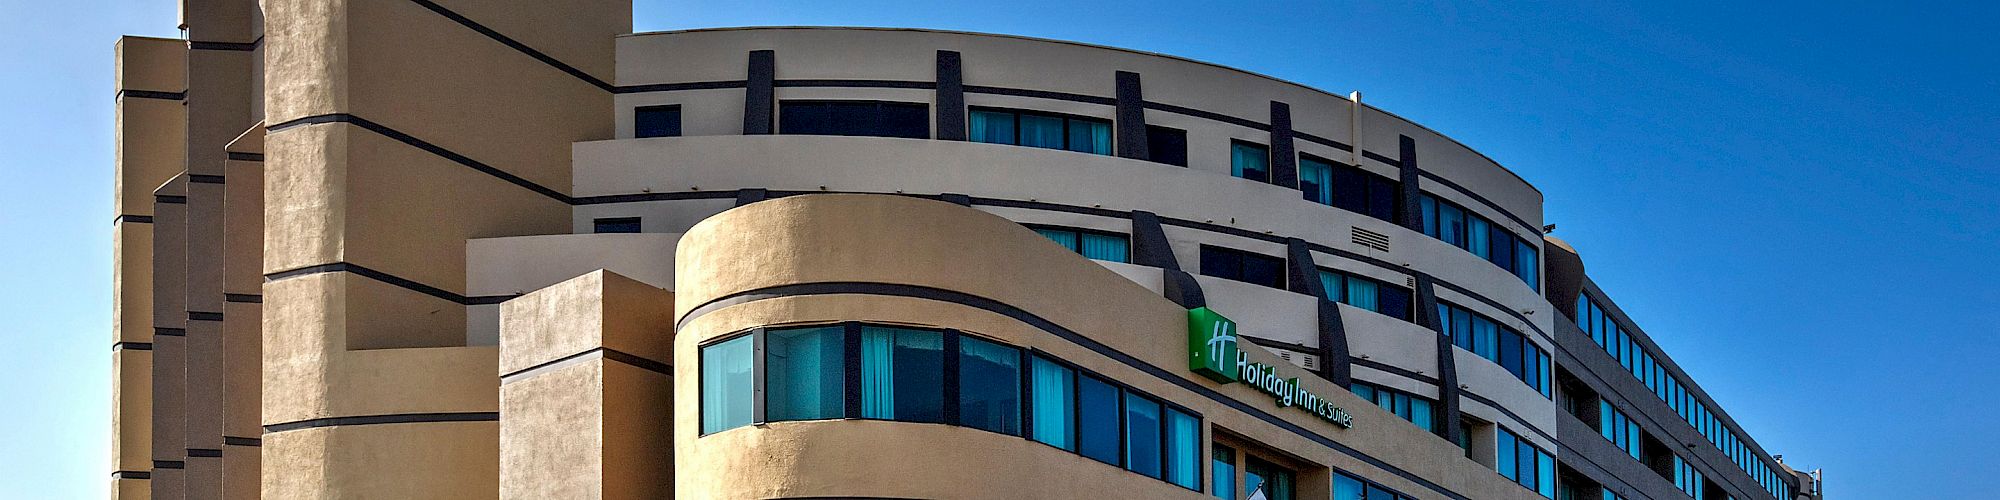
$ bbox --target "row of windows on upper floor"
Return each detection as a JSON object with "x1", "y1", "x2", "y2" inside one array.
[
  {"x1": 1576, "y1": 294, "x2": 1791, "y2": 500},
  {"x1": 698, "y1": 322, "x2": 1430, "y2": 500},
  {"x1": 1561, "y1": 371, "x2": 1756, "y2": 500},
  {"x1": 630, "y1": 100, "x2": 1542, "y2": 290}
]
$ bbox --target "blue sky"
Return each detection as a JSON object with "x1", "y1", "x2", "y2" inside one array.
[{"x1": 4, "y1": 0, "x2": 1993, "y2": 497}]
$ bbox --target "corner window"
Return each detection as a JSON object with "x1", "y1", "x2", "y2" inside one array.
[
  {"x1": 1420, "y1": 193, "x2": 1538, "y2": 290},
  {"x1": 634, "y1": 105, "x2": 682, "y2": 138},
  {"x1": 1230, "y1": 140, "x2": 1271, "y2": 183},
  {"x1": 1031, "y1": 226, "x2": 1131, "y2": 263},
  {"x1": 1147, "y1": 125, "x2": 1188, "y2": 167},
  {"x1": 779, "y1": 100, "x2": 929, "y2": 139},
  {"x1": 1199, "y1": 245, "x2": 1285, "y2": 289},
  {"x1": 765, "y1": 326, "x2": 845, "y2": 422},
  {"x1": 592, "y1": 217, "x2": 641, "y2": 234},
  {"x1": 698, "y1": 334, "x2": 754, "y2": 435},
  {"x1": 969, "y1": 107, "x2": 1112, "y2": 155}
]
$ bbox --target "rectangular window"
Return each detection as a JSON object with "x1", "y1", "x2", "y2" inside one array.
[
  {"x1": 1147, "y1": 125, "x2": 1189, "y2": 167},
  {"x1": 699, "y1": 335, "x2": 755, "y2": 435},
  {"x1": 592, "y1": 217, "x2": 641, "y2": 234},
  {"x1": 1420, "y1": 193, "x2": 1538, "y2": 289},
  {"x1": 634, "y1": 104, "x2": 682, "y2": 138},
  {"x1": 765, "y1": 326, "x2": 845, "y2": 422},
  {"x1": 1230, "y1": 140, "x2": 1271, "y2": 183},
  {"x1": 1029, "y1": 356, "x2": 1075, "y2": 450},
  {"x1": 1165, "y1": 409, "x2": 1200, "y2": 490},
  {"x1": 1244, "y1": 456, "x2": 1294, "y2": 500},
  {"x1": 1076, "y1": 374, "x2": 1122, "y2": 465},
  {"x1": 969, "y1": 107, "x2": 1112, "y2": 155},
  {"x1": 1212, "y1": 444, "x2": 1236, "y2": 499},
  {"x1": 859, "y1": 326, "x2": 943, "y2": 422},
  {"x1": 1351, "y1": 381, "x2": 1439, "y2": 433},
  {"x1": 958, "y1": 336, "x2": 1021, "y2": 435},
  {"x1": 1031, "y1": 226, "x2": 1131, "y2": 263},
  {"x1": 1124, "y1": 392, "x2": 1164, "y2": 478},
  {"x1": 778, "y1": 100, "x2": 929, "y2": 139},
  {"x1": 1200, "y1": 245, "x2": 1285, "y2": 289},
  {"x1": 1300, "y1": 157, "x2": 1334, "y2": 205}
]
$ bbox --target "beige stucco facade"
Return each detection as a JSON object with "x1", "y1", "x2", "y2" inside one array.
[{"x1": 110, "y1": 2, "x2": 1814, "y2": 499}]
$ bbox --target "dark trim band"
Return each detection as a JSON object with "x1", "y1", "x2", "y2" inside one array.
[
  {"x1": 155, "y1": 195, "x2": 187, "y2": 205},
  {"x1": 1459, "y1": 389, "x2": 1556, "y2": 445},
  {"x1": 226, "y1": 152, "x2": 264, "y2": 162},
  {"x1": 188, "y1": 311, "x2": 224, "y2": 322},
  {"x1": 613, "y1": 80, "x2": 747, "y2": 94},
  {"x1": 151, "y1": 460, "x2": 184, "y2": 470},
  {"x1": 500, "y1": 346, "x2": 673, "y2": 382},
  {"x1": 265, "y1": 261, "x2": 513, "y2": 306},
  {"x1": 963, "y1": 85, "x2": 1117, "y2": 106},
  {"x1": 186, "y1": 448, "x2": 222, "y2": 458},
  {"x1": 677, "y1": 281, "x2": 1474, "y2": 500},
  {"x1": 113, "y1": 342, "x2": 154, "y2": 352},
  {"x1": 188, "y1": 38, "x2": 260, "y2": 51},
  {"x1": 1351, "y1": 358, "x2": 1438, "y2": 386},
  {"x1": 153, "y1": 327, "x2": 185, "y2": 337},
  {"x1": 264, "y1": 412, "x2": 500, "y2": 434},
  {"x1": 116, "y1": 89, "x2": 186, "y2": 101},
  {"x1": 224, "y1": 293, "x2": 262, "y2": 304},
  {"x1": 404, "y1": 0, "x2": 613, "y2": 91},
  {"x1": 188, "y1": 174, "x2": 225, "y2": 184},
  {"x1": 224, "y1": 436, "x2": 262, "y2": 447},
  {"x1": 1418, "y1": 170, "x2": 1540, "y2": 239},
  {"x1": 267, "y1": 113, "x2": 573, "y2": 204},
  {"x1": 114, "y1": 214, "x2": 154, "y2": 225},
  {"x1": 111, "y1": 471, "x2": 152, "y2": 480}
]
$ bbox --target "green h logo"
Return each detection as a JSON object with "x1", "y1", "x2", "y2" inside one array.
[{"x1": 1188, "y1": 307, "x2": 1240, "y2": 383}]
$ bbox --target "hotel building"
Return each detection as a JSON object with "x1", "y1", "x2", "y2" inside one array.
[{"x1": 108, "y1": 1, "x2": 1823, "y2": 498}]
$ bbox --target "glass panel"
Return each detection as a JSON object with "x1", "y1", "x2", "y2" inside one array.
[
  {"x1": 1080, "y1": 232, "x2": 1130, "y2": 262},
  {"x1": 699, "y1": 335, "x2": 754, "y2": 434},
  {"x1": 1244, "y1": 457, "x2": 1294, "y2": 500},
  {"x1": 958, "y1": 336, "x2": 1021, "y2": 435},
  {"x1": 1366, "y1": 176, "x2": 1399, "y2": 222},
  {"x1": 860, "y1": 326, "x2": 943, "y2": 422},
  {"x1": 1019, "y1": 114, "x2": 1065, "y2": 149},
  {"x1": 1345, "y1": 278, "x2": 1379, "y2": 312},
  {"x1": 1378, "y1": 285, "x2": 1412, "y2": 321},
  {"x1": 1497, "y1": 428, "x2": 1519, "y2": 481},
  {"x1": 1319, "y1": 271, "x2": 1343, "y2": 302},
  {"x1": 1077, "y1": 375, "x2": 1122, "y2": 465},
  {"x1": 1165, "y1": 409, "x2": 1200, "y2": 489},
  {"x1": 1411, "y1": 398, "x2": 1434, "y2": 432},
  {"x1": 1069, "y1": 118, "x2": 1113, "y2": 155},
  {"x1": 1501, "y1": 332, "x2": 1526, "y2": 379},
  {"x1": 1472, "y1": 316, "x2": 1499, "y2": 360},
  {"x1": 1029, "y1": 356, "x2": 1075, "y2": 450},
  {"x1": 1232, "y1": 142, "x2": 1270, "y2": 182},
  {"x1": 1516, "y1": 240, "x2": 1539, "y2": 290},
  {"x1": 1301, "y1": 159, "x2": 1333, "y2": 205},
  {"x1": 1125, "y1": 392, "x2": 1164, "y2": 478},
  {"x1": 1242, "y1": 252, "x2": 1285, "y2": 289},
  {"x1": 1148, "y1": 125, "x2": 1189, "y2": 167},
  {"x1": 1365, "y1": 484, "x2": 1395, "y2": 500},
  {"x1": 1439, "y1": 203, "x2": 1466, "y2": 247},
  {"x1": 1518, "y1": 440, "x2": 1538, "y2": 489},
  {"x1": 1334, "y1": 473, "x2": 1365, "y2": 500},
  {"x1": 1212, "y1": 445, "x2": 1236, "y2": 499},
  {"x1": 1420, "y1": 196, "x2": 1438, "y2": 237},
  {"x1": 1490, "y1": 224, "x2": 1516, "y2": 271},
  {"x1": 1332, "y1": 165, "x2": 1367, "y2": 214},
  {"x1": 969, "y1": 110, "x2": 1015, "y2": 145},
  {"x1": 1468, "y1": 217, "x2": 1491, "y2": 259},
  {"x1": 765, "y1": 327, "x2": 845, "y2": 422},
  {"x1": 634, "y1": 105, "x2": 681, "y2": 138}
]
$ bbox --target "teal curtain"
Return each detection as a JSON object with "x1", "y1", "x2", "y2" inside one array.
[
  {"x1": 860, "y1": 327, "x2": 898, "y2": 419},
  {"x1": 1069, "y1": 119, "x2": 1113, "y2": 155},
  {"x1": 1165, "y1": 409, "x2": 1199, "y2": 490},
  {"x1": 1439, "y1": 203, "x2": 1466, "y2": 247},
  {"x1": 1079, "y1": 233, "x2": 1128, "y2": 262},
  {"x1": 1420, "y1": 196, "x2": 1439, "y2": 237},
  {"x1": 700, "y1": 335, "x2": 755, "y2": 434},
  {"x1": 969, "y1": 110, "x2": 1014, "y2": 145},
  {"x1": 1035, "y1": 228, "x2": 1079, "y2": 252},
  {"x1": 1472, "y1": 316, "x2": 1499, "y2": 360},
  {"x1": 1468, "y1": 217, "x2": 1491, "y2": 259},
  {"x1": 1212, "y1": 446, "x2": 1236, "y2": 500},
  {"x1": 1231, "y1": 142, "x2": 1269, "y2": 180},
  {"x1": 1318, "y1": 271, "x2": 1343, "y2": 302},
  {"x1": 1020, "y1": 114, "x2": 1065, "y2": 149},
  {"x1": 1411, "y1": 398, "x2": 1434, "y2": 432},
  {"x1": 1345, "y1": 278, "x2": 1379, "y2": 312},
  {"x1": 1300, "y1": 159, "x2": 1333, "y2": 204},
  {"x1": 1029, "y1": 356, "x2": 1074, "y2": 450},
  {"x1": 765, "y1": 326, "x2": 844, "y2": 422},
  {"x1": 1515, "y1": 240, "x2": 1539, "y2": 290}
]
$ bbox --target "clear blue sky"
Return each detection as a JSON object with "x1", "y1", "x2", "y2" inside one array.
[{"x1": 3, "y1": 0, "x2": 1992, "y2": 498}]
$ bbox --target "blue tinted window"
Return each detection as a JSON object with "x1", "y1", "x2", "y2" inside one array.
[
  {"x1": 1301, "y1": 158, "x2": 1334, "y2": 204},
  {"x1": 779, "y1": 100, "x2": 929, "y2": 139},
  {"x1": 592, "y1": 217, "x2": 641, "y2": 234},
  {"x1": 1165, "y1": 409, "x2": 1200, "y2": 490},
  {"x1": 1212, "y1": 445, "x2": 1236, "y2": 499},
  {"x1": 765, "y1": 326, "x2": 845, "y2": 422},
  {"x1": 958, "y1": 336, "x2": 1021, "y2": 435},
  {"x1": 1029, "y1": 356, "x2": 1075, "y2": 450},
  {"x1": 699, "y1": 335, "x2": 754, "y2": 434},
  {"x1": 1124, "y1": 393, "x2": 1163, "y2": 478},
  {"x1": 1077, "y1": 375, "x2": 1122, "y2": 465},
  {"x1": 859, "y1": 326, "x2": 943, "y2": 422},
  {"x1": 1200, "y1": 245, "x2": 1285, "y2": 289},
  {"x1": 634, "y1": 105, "x2": 681, "y2": 138},
  {"x1": 1231, "y1": 141, "x2": 1270, "y2": 183}
]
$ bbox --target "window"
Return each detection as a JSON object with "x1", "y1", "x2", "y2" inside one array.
[
  {"x1": 860, "y1": 326, "x2": 943, "y2": 422},
  {"x1": 1124, "y1": 392, "x2": 1164, "y2": 478},
  {"x1": 1165, "y1": 409, "x2": 1200, "y2": 490},
  {"x1": 1350, "y1": 381, "x2": 1437, "y2": 433},
  {"x1": 1301, "y1": 155, "x2": 1400, "y2": 223},
  {"x1": 1148, "y1": 125, "x2": 1189, "y2": 167},
  {"x1": 1029, "y1": 356, "x2": 1075, "y2": 450},
  {"x1": 1673, "y1": 455, "x2": 1706, "y2": 499},
  {"x1": 778, "y1": 100, "x2": 929, "y2": 139},
  {"x1": 958, "y1": 336, "x2": 1021, "y2": 435},
  {"x1": 1420, "y1": 194, "x2": 1538, "y2": 289},
  {"x1": 765, "y1": 326, "x2": 844, "y2": 422},
  {"x1": 1230, "y1": 140, "x2": 1271, "y2": 183},
  {"x1": 634, "y1": 105, "x2": 682, "y2": 138},
  {"x1": 1599, "y1": 400, "x2": 1642, "y2": 460},
  {"x1": 1244, "y1": 456, "x2": 1294, "y2": 500},
  {"x1": 1211, "y1": 445, "x2": 1236, "y2": 499},
  {"x1": 969, "y1": 107, "x2": 1112, "y2": 155},
  {"x1": 592, "y1": 217, "x2": 641, "y2": 234},
  {"x1": 1318, "y1": 269, "x2": 1414, "y2": 321},
  {"x1": 1200, "y1": 245, "x2": 1285, "y2": 289},
  {"x1": 1077, "y1": 374, "x2": 1122, "y2": 465},
  {"x1": 1439, "y1": 301, "x2": 1551, "y2": 397},
  {"x1": 1497, "y1": 427, "x2": 1556, "y2": 498},
  {"x1": 1031, "y1": 226, "x2": 1131, "y2": 263},
  {"x1": 699, "y1": 334, "x2": 754, "y2": 434}
]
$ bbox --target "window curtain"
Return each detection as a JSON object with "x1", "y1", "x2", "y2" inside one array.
[
  {"x1": 1439, "y1": 203, "x2": 1466, "y2": 247},
  {"x1": 1019, "y1": 114, "x2": 1065, "y2": 149},
  {"x1": 1300, "y1": 160, "x2": 1333, "y2": 205},
  {"x1": 1030, "y1": 357, "x2": 1074, "y2": 450},
  {"x1": 1035, "y1": 228, "x2": 1079, "y2": 252},
  {"x1": 1164, "y1": 410, "x2": 1199, "y2": 490},
  {"x1": 1515, "y1": 240, "x2": 1539, "y2": 290},
  {"x1": 1468, "y1": 217, "x2": 1491, "y2": 259},
  {"x1": 1472, "y1": 316, "x2": 1500, "y2": 360},
  {"x1": 1079, "y1": 233, "x2": 1129, "y2": 262},
  {"x1": 860, "y1": 327, "x2": 897, "y2": 419},
  {"x1": 1123, "y1": 393, "x2": 1163, "y2": 478},
  {"x1": 766, "y1": 327, "x2": 844, "y2": 421},
  {"x1": 1411, "y1": 398, "x2": 1434, "y2": 432},
  {"x1": 1420, "y1": 196, "x2": 1439, "y2": 237},
  {"x1": 1344, "y1": 278, "x2": 1379, "y2": 312},
  {"x1": 1318, "y1": 271, "x2": 1343, "y2": 302},
  {"x1": 1069, "y1": 119, "x2": 1113, "y2": 155},
  {"x1": 969, "y1": 110, "x2": 1014, "y2": 145},
  {"x1": 1231, "y1": 143, "x2": 1268, "y2": 180},
  {"x1": 700, "y1": 336, "x2": 755, "y2": 434}
]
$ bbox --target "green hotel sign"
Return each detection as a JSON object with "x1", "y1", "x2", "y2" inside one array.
[{"x1": 1188, "y1": 307, "x2": 1355, "y2": 429}]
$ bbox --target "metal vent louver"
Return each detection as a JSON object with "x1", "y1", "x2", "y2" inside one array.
[
  {"x1": 1406, "y1": 276, "x2": 1418, "y2": 289},
  {"x1": 1274, "y1": 349, "x2": 1320, "y2": 371},
  {"x1": 1351, "y1": 226, "x2": 1391, "y2": 252}
]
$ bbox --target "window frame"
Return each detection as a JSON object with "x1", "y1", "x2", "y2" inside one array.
[
  {"x1": 633, "y1": 104, "x2": 683, "y2": 138},
  {"x1": 1025, "y1": 224, "x2": 1133, "y2": 263},
  {"x1": 968, "y1": 106, "x2": 1115, "y2": 155},
  {"x1": 1230, "y1": 139, "x2": 1272, "y2": 183},
  {"x1": 777, "y1": 99, "x2": 932, "y2": 139}
]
